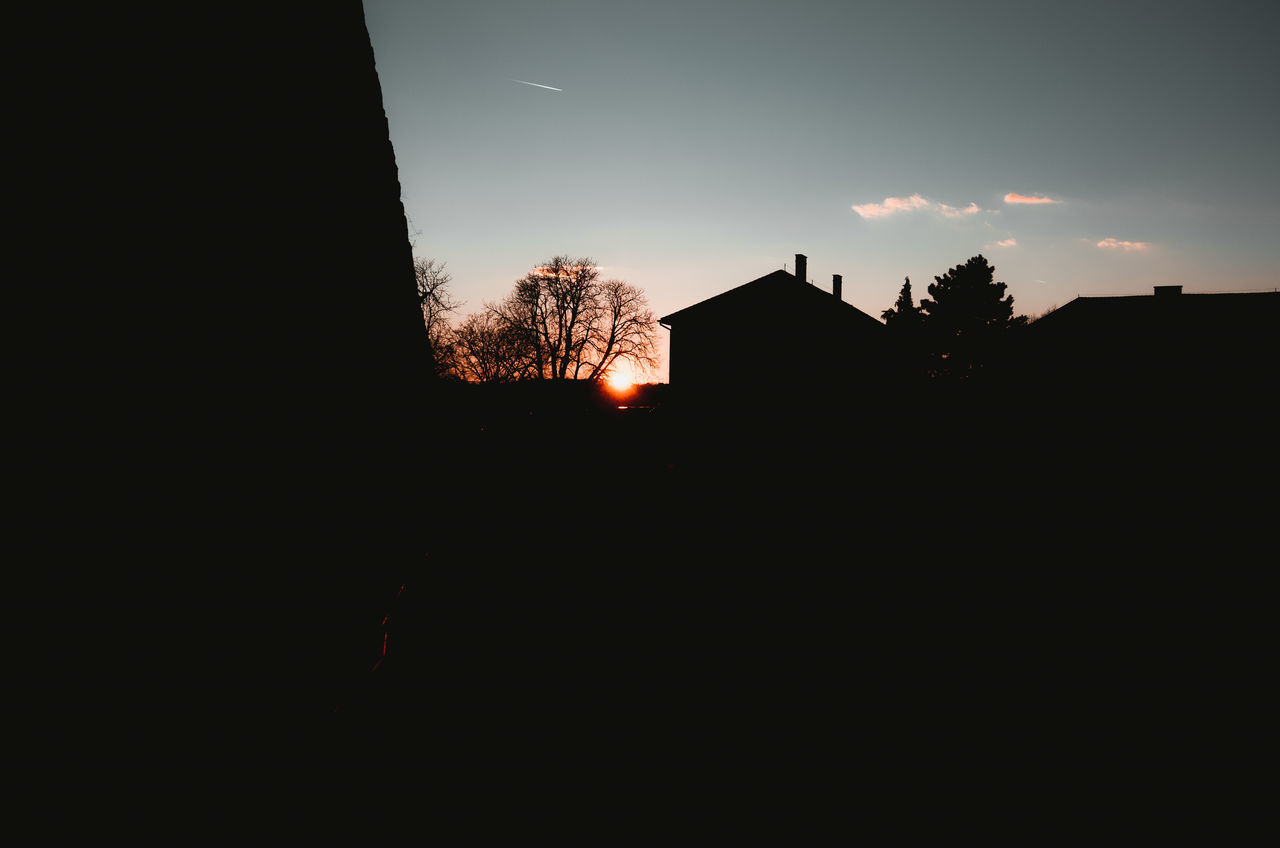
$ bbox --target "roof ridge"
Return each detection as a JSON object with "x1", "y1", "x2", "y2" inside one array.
[{"x1": 659, "y1": 268, "x2": 884, "y2": 327}]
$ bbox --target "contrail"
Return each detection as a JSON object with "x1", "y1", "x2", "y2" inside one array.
[{"x1": 512, "y1": 79, "x2": 562, "y2": 92}]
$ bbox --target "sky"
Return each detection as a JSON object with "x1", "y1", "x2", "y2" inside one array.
[{"x1": 364, "y1": 0, "x2": 1279, "y2": 383}]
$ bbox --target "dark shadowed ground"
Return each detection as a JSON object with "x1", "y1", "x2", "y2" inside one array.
[{"x1": 317, "y1": 375, "x2": 1273, "y2": 823}]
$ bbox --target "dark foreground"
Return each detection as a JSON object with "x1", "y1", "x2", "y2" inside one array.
[{"x1": 298, "y1": 378, "x2": 1272, "y2": 813}]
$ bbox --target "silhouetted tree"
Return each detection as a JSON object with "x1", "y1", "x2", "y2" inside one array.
[
  {"x1": 490, "y1": 256, "x2": 659, "y2": 383},
  {"x1": 416, "y1": 257, "x2": 462, "y2": 378},
  {"x1": 591, "y1": 278, "x2": 661, "y2": 382},
  {"x1": 882, "y1": 277, "x2": 924, "y2": 327},
  {"x1": 881, "y1": 276, "x2": 928, "y2": 382},
  {"x1": 451, "y1": 311, "x2": 531, "y2": 383},
  {"x1": 919, "y1": 255, "x2": 1025, "y2": 378}
]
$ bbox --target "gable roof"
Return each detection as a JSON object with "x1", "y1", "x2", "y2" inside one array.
[{"x1": 660, "y1": 269, "x2": 885, "y2": 330}]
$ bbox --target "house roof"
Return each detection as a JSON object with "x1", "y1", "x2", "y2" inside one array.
[
  {"x1": 1033, "y1": 290, "x2": 1278, "y2": 332},
  {"x1": 659, "y1": 269, "x2": 885, "y2": 330}
]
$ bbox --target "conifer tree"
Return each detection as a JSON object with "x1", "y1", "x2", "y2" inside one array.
[
  {"x1": 918, "y1": 255, "x2": 1022, "y2": 378},
  {"x1": 881, "y1": 277, "x2": 923, "y2": 327}
]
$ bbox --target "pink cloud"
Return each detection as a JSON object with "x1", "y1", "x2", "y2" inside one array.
[
  {"x1": 851, "y1": 194, "x2": 932, "y2": 219},
  {"x1": 851, "y1": 194, "x2": 983, "y2": 219},
  {"x1": 939, "y1": 201, "x2": 982, "y2": 219},
  {"x1": 1097, "y1": 237, "x2": 1150, "y2": 251},
  {"x1": 996, "y1": 237, "x2": 1017, "y2": 247},
  {"x1": 1004, "y1": 192, "x2": 1062, "y2": 205}
]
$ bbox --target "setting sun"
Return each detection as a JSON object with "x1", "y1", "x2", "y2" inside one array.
[{"x1": 606, "y1": 363, "x2": 635, "y2": 394}]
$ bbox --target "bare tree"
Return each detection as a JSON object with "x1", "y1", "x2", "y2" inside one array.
[
  {"x1": 579, "y1": 279, "x2": 660, "y2": 382},
  {"x1": 493, "y1": 256, "x2": 597, "y2": 380},
  {"x1": 415, "y1": 257, "x2": 462, "y2": 378},
  {"x1": 491, "y1": 256, "x2": 659, "y2": 383},
  {"x1": 489, "y1": 276, "x2": 549, "y2": 380},
  {"x1": 452, "y1": 311, "x2": 533, "y2": 383}
]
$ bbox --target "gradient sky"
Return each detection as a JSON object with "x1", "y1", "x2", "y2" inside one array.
[{"x1": 365, "y1": 0, "x2": 1279, "y2": 382}]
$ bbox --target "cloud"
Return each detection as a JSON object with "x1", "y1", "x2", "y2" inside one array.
[
  {"x1": 1004, "y1": 192, "x2": 1062, "y2": 205},
  {"x1": 852, "y1": 194, "x2": 983, "y2": 220},
  {"x1": 939, "y1": 202, "x2": 982, "y2": 219},
  {"x1": 1097, "y1": 237, "x2": 1150, "y2": 251},
  {"x1": 995, "y1": 237, "x2": 1017, "y2": 247},
  {"x1": 851, "y1": 194, "x2": 932, "y2": 219}
]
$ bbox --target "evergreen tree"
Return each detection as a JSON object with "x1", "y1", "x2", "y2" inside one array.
[
  {"x1": 881, "y1": 277, "x2": 923, "y2": 327},
  {"x1": 919, "y1": 255, "x2": 1021, "y2": 378},
  {"x1": 880, "y1": 276, "x2": 931, "y2": 385}
]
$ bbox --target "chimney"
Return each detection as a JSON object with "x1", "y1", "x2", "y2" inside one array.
[
  {"x1": 833, "y1": 274, "x2": 843, "y2": 301},
  {"x1": 1154, "y1": 285, "x2": 1182, "y2": 297},
  {"x1": 795, "y1": 254, "x2": 807, "y2": 284}
]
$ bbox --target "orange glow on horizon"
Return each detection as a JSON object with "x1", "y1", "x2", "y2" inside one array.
[{"x1": 606, "y1": 363, "x2": 636, "y2": 394}]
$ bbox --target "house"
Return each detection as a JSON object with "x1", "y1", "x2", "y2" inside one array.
[
  {"x1": 1029, "y1": 285, "x2": 1278, "y2": 397},
  {"x1": 659, "y1": 254, "x2": 886, "y2": 402}
]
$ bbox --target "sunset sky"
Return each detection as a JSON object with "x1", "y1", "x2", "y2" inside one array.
[{"x1": 364, "y1": 0, "x2": 1278, "y2": 382}]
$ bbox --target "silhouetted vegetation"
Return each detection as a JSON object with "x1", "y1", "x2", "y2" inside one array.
[
  {"x1": 881, "y1": 255, "x2": 1028, "y2": 382},
  {"x1": 494, "y1": 256, "x2": 660, "y2": 382},
  {"x1": 881, "y1": 276, "x2": 930, "y2": 384},
  {"x1": 416, "y1": 257, "x2": 461, "y2": 379},
  {"x1": 921, "y1": 254, "x2": 1028, "y2": 378},
  {"x1": 451, "y1": 309, "x2": 532, "y2": 383},
  {"x1": 881, "y1": 276, "x2": 924, "y2": 329},
  {"x1": 425, "y1": 255, "x2": 660, "y2": 385}
]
